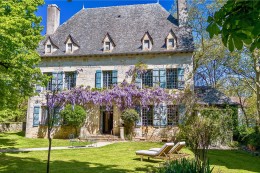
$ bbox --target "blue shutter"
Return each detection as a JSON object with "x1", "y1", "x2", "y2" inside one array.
[
  {"x1": 178, "y1": 105, "x2": 185, "y2": 124},
  {"x1": 52, "y1": 72, "x2": 57, "y2": 91},
  {"x1": 159, "y1": 69, "x2": 166, "y2": 88},
  {"x1": 33, "y1": 106, "x2": 40, "y2": 127},
  {"x1": 53, "y1": 107, "x2": 60, "y2": 126},
  {"x1": 112, "y1": 70, "x2": 118, "y2": 85},
  {"x1": 57, "y1": 72, "x2": 63, "y2": 91},
  {"x1": 135, "y1": 74, "x2": 142, "y2": 89},
  {"x1": 95, "y1": 70, "x2": 102, "y2": 89},
  {"x1": 177, "y1": 68, "x2": 185, "y2": 89},
  {"x1": 153, "y1": 69, "x2": 159, "y2": 87},
  {"x1": 135, "y1": 105, "x2": 142, "y2": 126}
]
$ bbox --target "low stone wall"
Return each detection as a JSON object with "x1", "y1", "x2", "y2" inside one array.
[
  {"x1": 37, "y1": 125, "x2": 77, "y2": 139},
  {"x1": 0, "y1": 122, "x2": 26, "y2": 132}
]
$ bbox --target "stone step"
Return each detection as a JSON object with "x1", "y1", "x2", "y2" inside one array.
[{"x1": 79, "y1": 135, "x2": 121, "y2": 142}]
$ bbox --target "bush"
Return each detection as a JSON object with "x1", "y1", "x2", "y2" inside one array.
[
  {"x1": 121, "y1": 109, "x2": 139, "y2": 139},
  {"x1": 156, "y1": 158, "x2": 214, "y2": 173},
  {"x1": 60, "y1": 104, "x2": 86, "y2": 136}
]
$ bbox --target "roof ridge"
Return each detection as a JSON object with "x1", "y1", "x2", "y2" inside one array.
[{"x1": 85, "y1": 3, "x2": 159, "y2": 10}]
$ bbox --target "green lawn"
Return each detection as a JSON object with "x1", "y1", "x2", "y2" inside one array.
[
  {"x1": 0, "y1": 132, "x2": 90, "y2": 149},
  {"x1": 0, "y1": 132, "x2": 260, "y2": 173}
]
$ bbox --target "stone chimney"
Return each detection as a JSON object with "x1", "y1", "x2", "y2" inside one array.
[
  {"x1": 46, "y1": 4, "x2": 60, "y2": 35},
  {"x1": 177, "y1": 0, "x2": 188, "y2": 27}
]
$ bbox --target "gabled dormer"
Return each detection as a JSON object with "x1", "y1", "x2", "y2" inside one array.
[
  {"x1": 102, "y1": 33, "x2": 115, "y2": 52},
  {"x1": 166, "y1": 30, "x2": 177, "y2": 50},
  {"x1": 64, "y1": 34, "x2": 80, "y2": 53},
  {"x1": 43, "y1": 36, "x2": 58, "y2": 54},
  {"x1": 141, "y1": 31, "x2": 153, "y2": 51}
]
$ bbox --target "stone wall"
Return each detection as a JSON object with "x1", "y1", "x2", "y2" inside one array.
[
  {"x1": 38, "y1": 125, "x2": 77, "y2": 139},
  {"x1": 0, "y1": 122, "x2": 26, "y2": 132}
]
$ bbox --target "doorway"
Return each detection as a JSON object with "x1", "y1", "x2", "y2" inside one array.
[{"x1": 102, "y1": 110, "x2": 113, "y2": 134}]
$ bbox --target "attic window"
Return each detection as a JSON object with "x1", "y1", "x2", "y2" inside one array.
[
  {"x1": 105, "y1": 42, "x2": 110, "y2": 51},
  {"x1": 67, "y1": 43, "x2": 73, "y2": 52},
  {"x1": 144, "y1": 40, "x2": 150, "y2": 49},
  {"x1": 166, "y1": 30, "x2": 177, "y2": 50},
  {"x1": 46, "y1": 45, "x2": 52, "y2": 53},
  {"x1": 168, "y1": 39, "x2": 174, "y2": 48}
]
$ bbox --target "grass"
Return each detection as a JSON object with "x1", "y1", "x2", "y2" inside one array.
[
  {"x1": 0, "y1": 131, "x2": 90, "y2": 149},
  {"x1": 0, "y1": 132, "x2": 260, "y2": 173}
]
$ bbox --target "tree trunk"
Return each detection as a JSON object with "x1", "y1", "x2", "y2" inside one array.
[
  {"x1": 47, "y1": 129, "x2": 52, "y2": 173},
  {"x1": 253, "y1": 50, "x2": 260, "y2": 127}
]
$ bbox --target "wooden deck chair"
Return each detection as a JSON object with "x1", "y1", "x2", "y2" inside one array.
[
  {"x1": 135, "y1": 143, "x2": 174, "y2": 161},
  {"x1": 167, "y1": 141, "x2": 189, "y2": 160}
]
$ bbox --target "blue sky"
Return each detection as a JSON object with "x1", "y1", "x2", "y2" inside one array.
[{"x1": 37, "y1": 0, "x2": 176, "y2": 35}]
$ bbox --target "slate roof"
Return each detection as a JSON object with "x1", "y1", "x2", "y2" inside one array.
[
  {"x1": 195, "y1": 86, "x2": 238, "y2": 106},
  {"x1": 38, "y1": 3, "x2": 194, "y2": 57}
]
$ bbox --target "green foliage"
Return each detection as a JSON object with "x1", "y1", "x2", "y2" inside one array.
[
  {"x1": 207, "y1": 0, "x2": 260, "y2": 52},
  {"x1": 0, "y1": 0, "x2": 45, "y2": 111},
  {"x1": 60, "y1": 104, "x2": 86, "y2": 135},
  {"x1": 156, "y1": 158, "x2": 214, "y2": 173},
  {"x1": 178, "y1": 106, "x2": 233, "y2": 163},
  {"x1": 121, "y1": 109, "x2": 139, "y2": 138}
]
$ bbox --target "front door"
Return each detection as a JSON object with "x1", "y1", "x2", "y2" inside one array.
[{"x1": 102, "y1": 110, "x2": 113, "y2": 134}]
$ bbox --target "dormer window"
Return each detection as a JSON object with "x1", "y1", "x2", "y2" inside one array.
[
  {"x1": 102, "y1": 33, "x2": 115, "y2": 52},
  {"x1": 105, "y1": 42, "x2": 111, "y2": 51},
  {"x1": 44, "y1": 36, "x2": 58, "y2": 54},
  {"x1": 166, "y1": 30, "x2": 177, "y2": 50},
  {"x1": 67, "y1": 43, "x2": 73, "y2": 52},
  {"x1": 64, "y1": 34, "x2": 80, "y2": 53},
  {"x1": 141, "y1": 31, "x2": 153, "y2": 51},
  {"x1": 46, "y1": 45, "x2": 52, "y2": 53}
]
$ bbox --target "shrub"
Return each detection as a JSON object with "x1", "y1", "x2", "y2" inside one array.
[
  {"x1": 156, "y1": 158, "x2": 214, "y2": 173},
  {"x1": 60, "y1": 104, "x2": 86, "y2": 136},
  {"x1": 121, "y1": 109, "x2": 139, "y2": 139}
]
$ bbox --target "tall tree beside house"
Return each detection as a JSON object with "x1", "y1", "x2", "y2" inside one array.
[
  {"x1": 207, "y1": 0, "x2": 260, "y2": 126},
  {"x1": 0, "y1": 0, "x2": 44, "y2": 112}
]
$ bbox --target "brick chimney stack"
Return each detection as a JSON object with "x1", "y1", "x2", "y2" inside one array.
[
  {"x1": 177, "y1": 0, "x2": 188, "y2": 27},
  {"x1": 46, "y1": 4, "x2": 60, "y2": 35}
]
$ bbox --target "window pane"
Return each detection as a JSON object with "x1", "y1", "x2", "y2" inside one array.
[
  {"x1": 103, "y1": 71, "x2": 113, "y2": 88},
  {"x1": 68, "y1": 43, "x2": 73, "y2": 52},
  {"x1": 144, "y1": 40, "x2": 150, "y2": 49},
  {"x1": 167, "y1": 105, "x2": 178, "y2": 126},
  {"x1": 168, "y1": 39, "x2": 174, "y2": 47},
  {"x1": 65, "y1": 72, "x2": 76, "y2": 90},
  {"x1": 142, "y1": 70, "x2": 153, "y2": 87},
  {"x1": 105, "y1": 42, "x2": 110, "y2": 50},
  {"x1": 142, "y1": 106, "x2": 153, "y2": 126},
  {"x1": 47, "y1": 45, "x2": 51, "y2": 53},
  {"x1": 166, "y1": 68, "x2": 178, "y2": 89}
]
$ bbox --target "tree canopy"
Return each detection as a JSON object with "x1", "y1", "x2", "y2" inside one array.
[
  {"x1": 0, "y1": 0, "x2": 44, "y2": 110},
  {"x1": 207, "y1": 0, "x2": 260, "y2": 52}
]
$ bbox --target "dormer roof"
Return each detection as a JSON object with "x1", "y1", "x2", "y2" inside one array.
[
  {"x1": 102, "y1": 33, "x2": 116, "y2": 47},
  {"x1": 64, "y1": 34, "x2": 80, "y2": 47},
  {"x1": 141, "y1": 31, "x2": 153, "y2": 45},
  {"x1": 43, "y1": 36, "x2": 59, "y2": 49}
]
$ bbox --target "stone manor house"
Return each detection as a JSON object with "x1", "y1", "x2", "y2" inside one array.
[{"x1": 26, "y1": 1, "x2": 194, "y2": 139}]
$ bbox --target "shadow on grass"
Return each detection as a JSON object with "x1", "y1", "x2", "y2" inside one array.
[
  {"x1": 208, "y1": 149, "x2": 260, "y2": 173},
  {"x1": 0, "y1": 132, "x2": 23, "y2": 149},
  {"x1": 0, "y1": 152, "x2": 159, "y2": 173}
]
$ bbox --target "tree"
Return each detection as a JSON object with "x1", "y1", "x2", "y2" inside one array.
[
  {"x1": 207, "y1": 0, "x2": 260, "y2": 52},
  {"x1": 60, "y1": 104, "x2": 87, "y2": 136},
  {"x1": 121, "y1": 109, "x2": 139, "y2": 139},
  {"x1": 0, "y1": 0, "x2": 44, "y2": 111}
]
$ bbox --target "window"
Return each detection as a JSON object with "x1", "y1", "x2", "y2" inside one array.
[
  {"x1": 167, "y1": 105, "x2": 178, "y2": 126},
  {"x1": 46, "y1": 45, "x2": 51, "y2": 53},
  {"x1": 67, "y1": 43, "x2": 73, "y2": 52},
  {"x1": 143, "y1": 40, "x2": 150, "y2": 50},
  {"x1": 45, "y1": 72, "x2": 63, "y2": 91},
  {"x1": 41, "y1": 106, "x2": 47, "y2": 125},
  {"x1": 40, "y1": 106, "x2": 61, "y2": 126},
  {"x1": 142, "y1": 70, "x2": 153, "y2": 87},
  {"x1": 168, "y1": 38, "x2": 175, "y2": 48},
  {"x1": 105, "y1": 42, "x2": 110, "y2": 51},
  {"x1": 103, "y1": 71, "x2": 113, "y2": 88},
  {"x1": 142, "y1": 106, "x2": 153, "y2": 126},
  {"x1": 95, "y1": 70, "x2": 117, "y2": 89},
  {"x1": 166, "y1": 68, "x2": 178, "y2": 89},
  {"x1": 65, "y1": 72, "x2": 76, "y2": 90},
  {"x1": 33, "y1": 106, "x2": 40, "y2": 127}
]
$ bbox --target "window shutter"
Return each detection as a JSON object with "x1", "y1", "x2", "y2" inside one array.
[
  {"x1": 153, "y1": 69, "x2": 159, "y2": 87},
  {"x1": 52, "y1": 72, "x2": 57, "y2": 91},
  {"x1": 159, "y1": 69, "x2": 166, "y2": 88},
  {"x1": 33, "y1": 106, "x2": 40, "y2": 127},
  {"x1": 135, "y1": 105, "x2": 142, "y2": 126},
  {"x1": 135, "y1": 74, "x2": 142, "y2": 89},
  {"x1": 153, "y1": 104, "x2": 167, "y2": 127},
  {"x1": 177, "y1": 68, "x2": 185, "y2": 89},
  {"x1": 178, "y1": 104, "x2": 185, "y2": 124},
  {"x1": 57, "y1": 72, "x2": 63, "y2": 91},
  {"x1": 95, "y1": 70, "x2": 102, "y2": 89},
  {"x1": 112, "y1": 70, "x2": 118, "y2": 85}
]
